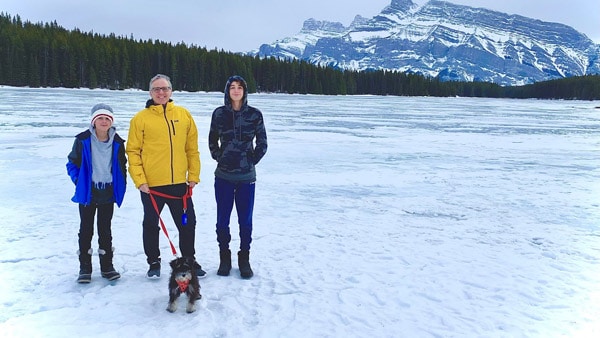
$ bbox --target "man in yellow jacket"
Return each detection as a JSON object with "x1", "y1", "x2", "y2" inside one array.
[{"x1": 126, "y1": 74, "x2": 205, "y2": 279}]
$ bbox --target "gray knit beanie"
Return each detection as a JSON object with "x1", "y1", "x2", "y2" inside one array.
[{"x1": 90, "y1": 103, "x2": 114, "y2": 126}]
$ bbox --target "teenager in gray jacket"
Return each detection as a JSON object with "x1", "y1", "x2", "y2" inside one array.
[{"x1": 208, "y1": 75, "x2": 267, "y2": 278}]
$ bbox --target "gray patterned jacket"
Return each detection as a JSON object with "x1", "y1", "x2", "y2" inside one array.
[{"x1": 208, "y1": 76, "x2": 268, "y2": 183}]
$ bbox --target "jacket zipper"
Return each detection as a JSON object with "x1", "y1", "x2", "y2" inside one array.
[{"x1": 163, "y1": 107, "x2": 175, "y2": 184}]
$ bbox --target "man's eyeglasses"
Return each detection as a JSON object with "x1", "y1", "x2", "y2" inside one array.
[{"x1": 151, "y1": 86, "x2": 172, "y2": 93}]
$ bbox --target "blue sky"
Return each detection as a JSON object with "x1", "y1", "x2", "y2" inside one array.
[{"x1": 2, "y1": 0, "x2": 598, "y2": 52}]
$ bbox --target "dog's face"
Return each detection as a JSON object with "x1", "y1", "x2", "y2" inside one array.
[
  {"x1": 170, "y1": 257, "x2": 195, "y2": 273},
  {"x1": 170, "y1": 257, "x2": 195, "y2": 291}
]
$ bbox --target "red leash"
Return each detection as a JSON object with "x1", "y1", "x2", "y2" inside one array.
[{"x1": 148, "y1": 186, "x2": 192, "y2": 256}]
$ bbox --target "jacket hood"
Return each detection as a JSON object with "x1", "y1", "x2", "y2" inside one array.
[
  {"x1": 88, "y1": 125, "x2": 117, "y2": 140},
  {"x1": 224, "y1": 75, "x2": 248, "y2": 109}
]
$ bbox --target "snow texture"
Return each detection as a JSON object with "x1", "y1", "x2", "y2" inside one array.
[{"x1": 0, "y1": 87, "x2": 599, "y2": 337}]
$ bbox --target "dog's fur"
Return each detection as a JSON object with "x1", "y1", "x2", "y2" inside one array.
[{"x1": 166, "y1": 257, "x2": 201, "y2": 313}]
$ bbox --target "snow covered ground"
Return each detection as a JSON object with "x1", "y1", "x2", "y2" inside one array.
[{"x1": 0, "y1": 86, "x2": 599, "y2": 337}]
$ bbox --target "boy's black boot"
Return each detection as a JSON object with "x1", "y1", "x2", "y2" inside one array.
[
  {"x1": 77, "y1": 249, "x2": 93, "y2": 283},
  {"x1": 99, "y1": 247, "x2": 120, "y2": 281}
]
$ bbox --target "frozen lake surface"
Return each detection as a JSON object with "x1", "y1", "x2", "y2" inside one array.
[{"x1": 0, "y1": 87, "x2": 599, "y2": 337}]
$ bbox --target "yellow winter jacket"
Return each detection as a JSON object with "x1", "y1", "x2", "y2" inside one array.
[{"x1": 126, "y1": 100, "x2": 200, "y2": 188}]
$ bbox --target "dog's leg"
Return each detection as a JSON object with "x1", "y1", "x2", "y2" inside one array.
[
  {"x1": 186, "y1": 298, "x2": 196, "y2": 313},
  {"x1": 167, "y1": 298, "x2": 178, "y2": 313},
  {"x1": 166, "y1": 288, "x2": 180, "y2": 313},
  {"x1": 186, "y1": 284, "x2": 201, "y2": 313}
]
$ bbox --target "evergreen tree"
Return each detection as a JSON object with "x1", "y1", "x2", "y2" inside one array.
[{"x1": 0, "y1": 12, "x2": 598, "y2": 100}]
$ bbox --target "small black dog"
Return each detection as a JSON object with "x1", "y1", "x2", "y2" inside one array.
[{"x1": 166, "y1": 257, "x2": 201, "y2": 313}]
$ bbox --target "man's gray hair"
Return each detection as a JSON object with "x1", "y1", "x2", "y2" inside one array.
[{"x1": 149, "y1": 74, "x2": 172, "y2": 90}]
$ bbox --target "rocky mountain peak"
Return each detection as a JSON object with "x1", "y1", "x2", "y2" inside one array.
[{"x1": 255, "y1": 0, "x2": 600, "y2": 85}]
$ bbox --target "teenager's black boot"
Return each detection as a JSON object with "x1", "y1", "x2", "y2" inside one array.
[
  {"x1": 238, "y1": 250, "x2": 253, "y2": 279},
  {"x1": 217, "y1": 249, "x2": 232, "y2": 276}
]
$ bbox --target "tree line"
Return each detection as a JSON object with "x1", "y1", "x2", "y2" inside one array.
[{"x1": 1, "y1": 13, "x2": 599, "y2": 100}]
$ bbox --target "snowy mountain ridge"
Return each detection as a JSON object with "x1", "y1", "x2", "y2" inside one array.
[{"x1": 253, "y1": 0, "x2": 600, "y2": 85}]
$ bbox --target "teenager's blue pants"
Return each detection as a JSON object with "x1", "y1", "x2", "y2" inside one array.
[{"x1": 214, "y1": 177, "x2": 255, "y2": 251}]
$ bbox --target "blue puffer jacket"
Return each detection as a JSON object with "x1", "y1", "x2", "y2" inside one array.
[{"x1": 66, "y1": 129, "x2": 127, "y2": 206}]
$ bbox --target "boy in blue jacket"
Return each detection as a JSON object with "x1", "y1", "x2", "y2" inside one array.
[{"x1": 67, "y1": 103, "x2": 127, "y2": 283}]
